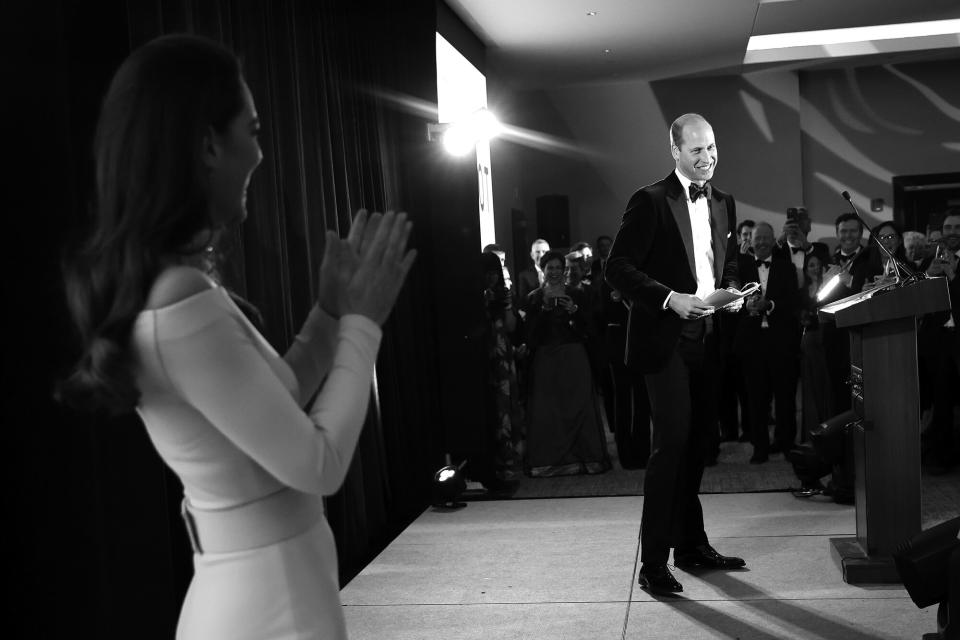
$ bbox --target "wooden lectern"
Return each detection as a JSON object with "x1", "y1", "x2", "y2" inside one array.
[{"x1": 819, "y1": 277, "x2": 951, "y2": 584}]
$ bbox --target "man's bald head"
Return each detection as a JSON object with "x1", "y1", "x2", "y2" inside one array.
[{"x1": 670, "y1": 113, "x2": 711, "y2": 149}]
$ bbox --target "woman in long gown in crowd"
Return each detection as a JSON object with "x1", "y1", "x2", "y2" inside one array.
[
  {"x1": 522, "y1": 250, "x2": 610, "y2": 477},
  {"x1": 798, "y1": 253, "x2": 833, "y2": 439},
  {"x1": 480, "y1": 251, "x2": 524, "y2": 485},
  {"x1": 58, "y1": 34, "x2": 415, "y2": 639}
]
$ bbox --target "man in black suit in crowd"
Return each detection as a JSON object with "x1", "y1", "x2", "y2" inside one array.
[
  {"x1": 606, "y1": 113, "x2": 745, "y2": 595},
  {"x1": 774, "y1": 207, "x2": 830, "y2": 286},
  {"x1": 820, "y1": 212, "x2": 882, "y2": 414},
  {"x1": 515, "y1": 238, "x2": 550, "y2": 307},
  {"x1": 591, "y1": 235, "x2": 613, "y2": 283},
  {"x1": 598, "y1": 278, "x2": 651, "y2": 469},
  {"x1": 734, "y1": 222, "x2": 800, "y2": 463},
  {"x1": 822, "y1": 213, "x2": 879, "y2": 300},
  {"x1": 921, "y1": 209, "x2": 960, "y2": 473}
]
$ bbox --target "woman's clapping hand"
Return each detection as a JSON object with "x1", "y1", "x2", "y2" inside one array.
[{"x1": 318, "y1": 209, "x2": 416, "y2": 325}]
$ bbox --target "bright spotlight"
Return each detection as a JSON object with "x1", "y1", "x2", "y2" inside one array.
[
  {"x1": 817, "y1": 273, "x2": 841, "y2": 302},
  {"x1": 432, "y1": 108, "x2": 503, "y2": 156}
]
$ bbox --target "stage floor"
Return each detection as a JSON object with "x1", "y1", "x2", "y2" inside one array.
[{"x1": 341, "y1": 493, "x2": 938, "y2": 639}]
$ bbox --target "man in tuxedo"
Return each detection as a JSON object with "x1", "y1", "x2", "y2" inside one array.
[
  {"x1": 735, "y1": 222, "x2": 800, "y2": 463},
  {"x1": 591, "y1": 235, "x2": 613, "y2": 282},
  {"x1": 515, "y1": 238, "x2": 550, "y2": 307},
  {"x1": 922, "y1": 209, "x2": 960, "y2": 473},
  {"x1": 820, "y1": 213, "x2": 882, "y2": 413},
  {"x1": 822, "y1": 213, "x2": 880, "y2": 300},
  {"x1": 736, "y1": 220, "x2": 756, "y2": 255},
  {"x1": 606, "y1": 113, "x2": 745, "y2": 595},
  {"x1": 598, "y1": 278, "x2": 651, "y2": 469},
  {"x1": 774, "y1": 207, "x2": 829, "y2": 286}
]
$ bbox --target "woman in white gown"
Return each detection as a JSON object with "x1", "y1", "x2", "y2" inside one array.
[{"x1": 59, "y1": 34, "x2": 415, "y2": 639}]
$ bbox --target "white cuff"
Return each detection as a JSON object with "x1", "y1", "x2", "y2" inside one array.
[{"x1": 662, "y1": 291, "x2": 675, "y2": 310}]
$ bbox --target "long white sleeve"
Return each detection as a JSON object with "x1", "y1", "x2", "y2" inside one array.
[
  {"x1": 307, "y1": 315, "x2": 381, "y2": 491},
  {"x1": 153, "y1": 295, "x2": 382, "y2": 496},
  {"x1": 284, "y1": 304, "x2": 339, "y2": 406}
]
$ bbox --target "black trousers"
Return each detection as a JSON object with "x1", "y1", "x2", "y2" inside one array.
[
  {"x1": 719, "y1": 353, "x2": 751, "y2": 440},
  {"x1": 640, "y1": 319, "x2": 720, "y2": 565},
  {"x1": 741, "y1": 330, "x2": 799, "y2": 455}
]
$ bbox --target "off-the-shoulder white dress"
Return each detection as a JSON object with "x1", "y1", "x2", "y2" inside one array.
[{"x1": 131, "y1": 284, "x2": 381, "y2": 639}]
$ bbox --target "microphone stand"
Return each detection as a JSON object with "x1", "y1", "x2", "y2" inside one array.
[{"x1": 840, "y1": 191, "x2": 924, "y2": 287}]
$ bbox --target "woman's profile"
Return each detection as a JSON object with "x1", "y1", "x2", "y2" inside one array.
[{"x1": 58, "y1": 34, "x2": 415, "y2": 639}]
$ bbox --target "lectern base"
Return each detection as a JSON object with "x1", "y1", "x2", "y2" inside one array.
[{"x1": 829, "y1": 537, "x2": 902, "y2": 584}]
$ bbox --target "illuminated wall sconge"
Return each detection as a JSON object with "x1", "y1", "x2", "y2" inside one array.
[{"x1": 427, "y1": 108, "x2": 503, "y2": 156}]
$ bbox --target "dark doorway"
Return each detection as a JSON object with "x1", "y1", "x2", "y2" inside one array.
[{"x1": 893, "y1": 172, "x2": 960, "y2": 235}]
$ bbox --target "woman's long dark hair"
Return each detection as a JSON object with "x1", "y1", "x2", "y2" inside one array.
[{"x1": 58, "y1": 35, "x2": 246, "y2": 414}]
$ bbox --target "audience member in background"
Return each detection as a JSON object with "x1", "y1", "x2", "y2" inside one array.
[
  {"x1": 903, "y1": 231, "x2": 931, "y2": 272},
  {"x1": 565, "y1": 251, "x2": 598, "y2": 319},
  {"x1": 566, "y1": 251, "x2": 606, "y2": 409},
  {"x1": 570, "y1": 241, "x2": 595, "y2": 288},
  {"x1": 717, "y1": 310, "x2": 751, "y2": 446},
  {"x1": 864, "y1": 220, "x2": 908, "y2": 289},
  {"x1": 921, "y1": 209, "x2": 960, "y2": 473},
  {"x1": 911, "y1": 229, "x2": 938, "y2": 427},
  {"x1": 593, "y1": 235, "x2": 613, "y2": 283},
  {"x1": 822, "y1": 213, "x2": 879, "y2": 299},
  {"x1": 734, "y1": 222, "x2": 800, "y2": 463},
  {"x1": 719, "y1": 220, "x2": 754, "y2": 445},
  {"x1": 775, "y1": 207, "x2": 829, "y2": 286},
  {"x1": 598, "y1": 280, "x2": 651, "y2": 469},
  {"x1": 516, "y1": 238, "x2": 550, "y2": 307},
  {"x1": 479, "y1": 251, "x2": 523, "y2": 487},
  {"x1": 737, "y1": 219, "x2": 756, "y2": 254},
  {"x1": 522, "y1": 251, "x2": 610, "y2": 477},
  {"x1": 820, "y1": 212, "x2": 881, "y2": 414},
  {"x1": 798, "y1": 253, "x2": 833, "y2": 442},
  {"x1": 483, "y1": 243, "x2": 513, "y2": 293}
]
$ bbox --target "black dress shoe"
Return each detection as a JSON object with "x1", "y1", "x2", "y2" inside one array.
[
  {"x1": 674, "y1": 545, "x2": 746, "y2": 570},
  {"x1": 638, "y1": 563, "x2": 683, "y2": 594}
]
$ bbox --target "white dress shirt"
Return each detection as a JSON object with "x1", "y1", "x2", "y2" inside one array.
[
  {"x1": 674, "y1": 169, "x2": 715, "y2": 301},
  {"x1": 786, "y1": 242, "x2": 806, "y2": 287},
  {"x1": 756, "y1": 256, "x2": 772, "y2": 327}
]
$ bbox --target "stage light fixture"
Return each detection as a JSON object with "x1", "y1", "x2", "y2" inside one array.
[
  {"x1": 431, "y1": 460, "x2": 467, "y2": 509},
  {"x1": 816, "y1": 272, "x2": 842, "y2": 302},
  {"x1": 426, "y1": 108, "x2": 503, "y2": 157}
]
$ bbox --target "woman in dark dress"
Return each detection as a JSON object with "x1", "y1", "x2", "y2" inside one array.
[
  {"x1": 799, "y1": 253, "x2": 832, "y2": 440},
  {"x1": 522, "y1": 251, "x2": 610, "y2": 476},
  {"x1": 480, "y1": 251, "x2": 523, "y2": 484}
]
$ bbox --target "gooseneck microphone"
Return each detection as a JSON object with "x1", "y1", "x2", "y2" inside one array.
[{"x1": 840, "y1": 190, "x2": 922, "y2": 284}]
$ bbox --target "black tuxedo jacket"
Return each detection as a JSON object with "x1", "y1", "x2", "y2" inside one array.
[
  {"x1": 818, "y1": 245, "x2": 881, "y2": 305},
  {"x1": 605, "y1": 172, "x2": 740, "y2": 373},
  {"x1": 733, "y1": 254, "x2": 800, "y2": 356}
]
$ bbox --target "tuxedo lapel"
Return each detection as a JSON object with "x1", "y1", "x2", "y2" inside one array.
[
  {"x1": 666, "y1": 177, "x2": 697, "y2": 281},
  {"x1": 709, "y1": 194, "x2": 729, "y2": 288}
]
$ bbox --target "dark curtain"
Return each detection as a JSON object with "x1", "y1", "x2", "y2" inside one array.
[{"x1": 9, "y1": 0, "x2": 461, "y2": 637}]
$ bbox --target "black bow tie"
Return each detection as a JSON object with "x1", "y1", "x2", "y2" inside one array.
[
  {"x1": 838, "y1": 252, "x2": 855, "y2": 264},
  {"x1": 688, "y1": 182, "x2": 711, "y2": 202},
  {"x1": 755, "y1": 259, "x2": 771, "y2": 268},
  {"x1": 790, "y1": 246, "x2": 805, "y2": 254}
]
